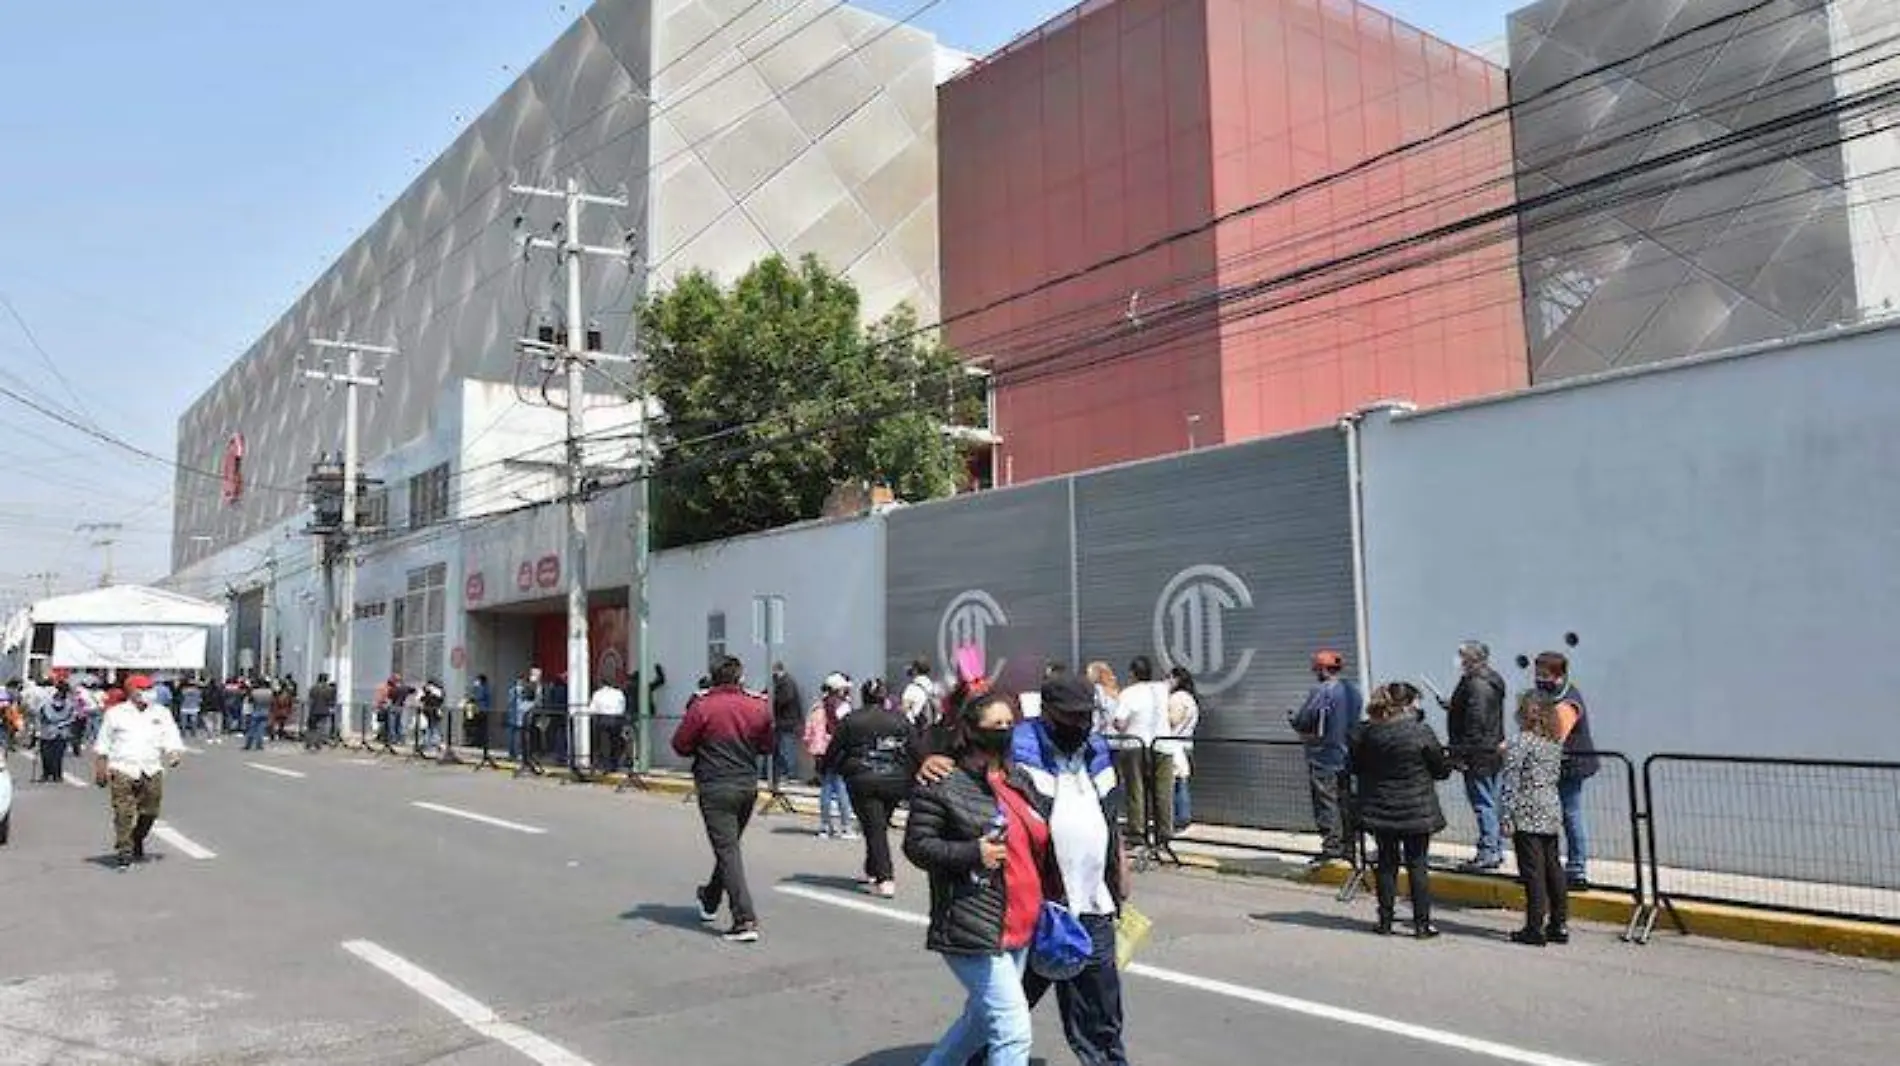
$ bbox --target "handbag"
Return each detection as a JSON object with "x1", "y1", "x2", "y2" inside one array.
[{"x1": 1029, "y1": 901, "x2": 1093, "y2": 980}]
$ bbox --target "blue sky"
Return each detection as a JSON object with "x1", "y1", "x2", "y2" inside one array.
[{"x1": 0, "y1": 0, "x2": 1519, "y2": 602}]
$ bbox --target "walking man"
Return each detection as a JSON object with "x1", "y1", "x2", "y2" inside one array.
[
  {"x1": 1445, "y1": 641, "x2": 1507, "y2": 870},
  {"x1": 672, "y1": 655, "x2": 773, "y2": 943},
  {"x1": 91, "y1": 675, "x2": 184, "y2": 871},
  {"x1": 305, "y1": 673, "x2": 338, "y2": 751},
  {"x1": 1291, "y1": 649, "x2": 1361, "y2": 865},
  {"x1": 1534, "y1": 652, "x2": 1598, "y2": 888},
  {"x1": 769, "y1": 662, "x2": 803, "y2": 785}
]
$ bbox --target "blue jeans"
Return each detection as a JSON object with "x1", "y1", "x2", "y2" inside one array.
[
  {"x1": 506, "y1": 722, "x2": 524, "y2": 761},
  {"x1": 819, "y1": 773, "x2": 854, "y2": 834},
  {"x1": 925, "y1": 949, "x2": 1031, "y2": 1066},
  {"x1": 1558, "y1": 776, "x2": 1589, "y2": 879},
  {"x1": 1173, "y1": 776, "x2": 1192, "y2": 829},
  {"x1": 244, "y1": 713, "x2": 268, "y2": 750},
  {"x1": 1464, "y1": 771, "x2": 1502, "y2": 860},
  {"x1": 772, "y1": 731, "x2": 799, "y2": 784}
]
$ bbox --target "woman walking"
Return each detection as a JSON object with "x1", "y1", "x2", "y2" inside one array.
[
  {"x1": 825, "y1": 678, "x2": 916, "y2": 897},
  {"x1": 904, "y1": 686, "x2": 1050, "y2": 1066},
  {"x1": 1502, "y1": 692, "x2": 1570, "y2": 946},
  {"x1": 1349, "y1": 681, "x2": 1452, "y2": 937},
  {"x1": 804, "y1": 673, "x2": 857, "y2": 839},
  {"x1": 36, "y1": 681, "x2": 76, "y2": 783}
]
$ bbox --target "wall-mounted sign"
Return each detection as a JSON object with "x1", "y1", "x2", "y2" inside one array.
[
  {"x1": 353, "y1": 601, "x2": 387, "y2": 621},
  {"x1": 535, "y1": 554, "x2": 560, "y2": 589},
  {"x1": 450, "y1": 646, "x2": 467, "y2": 670},
  {"x1": 221, "y1": 433, "x2": 246, "y2": 505},
  {"x1": 516, "y1": 562, "x2": 534, "y2": 592},
  {"x1": 465, "y1": 572, "x2": 486, "y2": 605}
]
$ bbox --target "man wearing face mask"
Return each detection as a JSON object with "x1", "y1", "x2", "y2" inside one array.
[
  {"x1": 1533, "y1": 652, "x2": 1597, "y2": 889},
  {"x1": 920, "y1": 674, "x2": 1132, "y2": 1065}
]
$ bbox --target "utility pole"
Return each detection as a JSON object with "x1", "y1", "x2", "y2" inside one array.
[
  {"x1": 76, "y1": 523, "x2": 123, "y2": 586},
  {"x1": 301, "y1": 335, "x2": 396, "y2": 735},
  {"x1": 511, "y1": 175, "x2": 630, "y2": 770},
  {"x1": 24, "y1": 571, "x2": 58, "y2": 600}
]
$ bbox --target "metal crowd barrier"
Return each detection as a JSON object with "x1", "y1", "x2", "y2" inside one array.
[
  {"x1": 1638, "y1": 754, "x2": 1900, "y2": 937},
  {"x1": 518, "y1": 709, "x2": 635, "y2": 782}
]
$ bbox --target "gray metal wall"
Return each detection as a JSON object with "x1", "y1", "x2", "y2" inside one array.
[{"x1": 886, "y1": 429, "x2": 1359, "y2": 830}]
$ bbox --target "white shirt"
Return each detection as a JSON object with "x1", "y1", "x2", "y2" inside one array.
[
  {"x1": 93, "y1": 699, "x2": 184, "y2": 779},
  {"x1": 1112, "y1": 681, "x2": 1169, "y2": 745},
  {"x1": 1049, "y1": 752, "x2": 1116, "y2": 916},
  {"x1": 587, "y1": 686, "x2": 627, "y2": 718},
  {"x1": 900, "y1": 677, "x2": 936, "y2": 725},
  {"x1": 1158, "y1": 690, "x2": 1200, "y2": 776}
]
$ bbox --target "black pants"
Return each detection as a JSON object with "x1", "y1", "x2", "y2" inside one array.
[
  {"x1": 847, "y1": 777, "x2": 908, "y2": 883},
  {"x1": 970, "y1": 912, "x2": 1128, "y2": 1066},
  {"x1": 696, "y1": 787, "x2": 758, "y2": 925},
  {"x1": 1514, "y1": 832, "x2": 1568, "y2": 933},
  {"x1": 38, "y1": 736, "x2": 66, "y2": 782},
  {"x1": 1373, "y1": 831, "x2": 1433, "y2": 925},
  {"x1": 1309, "y1": 764, "x2": 1346, "y2": 857},
  {"x1": 305, "y1": 712, "x2": 332, "y2": 750}
]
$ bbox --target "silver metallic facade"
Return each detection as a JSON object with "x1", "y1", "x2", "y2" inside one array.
[
  {"x1": 173, "y1": 0, "x2": 945, "y2": 569},
  {"x1": 1510, "y1": 0, "x2": 1900, "y2": 383}
]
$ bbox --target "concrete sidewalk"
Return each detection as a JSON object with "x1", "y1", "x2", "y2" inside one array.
[{"x1": 370, "y1": 741, "x2": 1900, "y2": 961}]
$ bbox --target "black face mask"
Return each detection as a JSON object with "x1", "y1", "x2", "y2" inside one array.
[
  {"x1": 968, "y1": 727, "x2": 1014, "y2": 757},
  {"x1": 1045, "y1": 715, "x2": 1091, "y2": 753}
]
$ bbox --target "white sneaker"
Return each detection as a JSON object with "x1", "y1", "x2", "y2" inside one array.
[
  {"x1": 722, "y1": 923, "x2": 760, "y2": 944},
  {"x1": 876, "y1": 881, "x2": 896, "y2": 899},
  {"x1": 839, "y1": 829, "x2": 860, "y2": 841}
]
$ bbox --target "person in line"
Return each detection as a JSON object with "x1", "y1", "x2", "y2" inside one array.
[
  {"x1": 1349, "y1": 682, "x2": 1452, "y2": 938},
  {"x1": 673, "y1": 655, "x2": 773, "y2": 943},
  {"x1": 1502, "y1": 691, "x2": 1569, "y2": 946},
  {"x1": 1109, "y1": 655, "x2": 1170, "y2": 849},
  {"x1": 904, "y1": 685, "x2": 1049, "y2": 1066},
  {"x1": 245, "y1": 675, "x2": 274, "y2": 751},
  {"x1": 826, "y1": 677, "x2": 917, "y2": 898},
  {"x1": 768, "y1": 662, "x2": 804, "y2": 786},
  {"x1": 469, "y1": 672, "x2": 492, "y2": 747},
  {"x1": 1291, "y1": 649, "x2": 1362, "y2": 866},
  {"x1": 1084, "y1": 662, "x2": 1120, "y2": 739},
  {"x1": 35, "y1": 680, "x2": 76, "y2": 783},
  {"x1": 92, "y1": 675, "x2": 185, "y2": 871},
  {"x1": 418, "y1": 678, "x2": 447, "y2": 753},
  {"x1": 586, "y1": 678, "x2": 626, "y2": 771},
  {"x1": 921, "y1": 671, "x2": 1134, "y2": 1066},
  {"x1": 201, "y1": 672, "x2": 226, "y2": 744},
  {"x1": 805, "y1": 673, "x2": 858, "y2": 839},
  {"x1": 305, "y1": 673, "x2": 338, "y2": 751},
  {"x1": 1163, "y1": 666, "x2": 1201, "y2": 832},
  {"x1": 1534, "y1": 651, "x2": 1598, "y2": 889},
  {"x1": 178, "y1": 677, "x2": 203, "y2": 738},
  {"x1": 272, "y1": 674, "x2": 298, "y2": 741},
  {"x1": 900, "y1": 657, "x2": 940, "y2": 733},
  {"x1": 1445, "y1": 641, "x2": 1507, "y2": 871},
  {"x1": 508, "y1": 669, "x2": 539, "y2": 768}
]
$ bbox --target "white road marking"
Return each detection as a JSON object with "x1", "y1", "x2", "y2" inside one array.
[
  {"x1": 344, "y1": 758, "x2": 379, "y2": 766},
  {"x1": 181, "y1": 745, "x2": 205, "y2": 755},
  {"x1": 245, "y1": 762, "x2": 307, "y2": 779},
  {"x1": 775, "y1": 885, "x2": 1611, "y2": 1066},
  {"x1": 152, "y1": 821, "x2": 216, "y2": 860},
  {"x1": 342, "y1": 939, "x2": 594, "y2": 1066},
  {"x1": 411, "y1": 801, "x2": 547, "y2": 835}
]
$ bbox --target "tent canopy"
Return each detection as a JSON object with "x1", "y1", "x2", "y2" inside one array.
[{"x1": 28, "y1": 585, "x2": 226, "y2": 628}]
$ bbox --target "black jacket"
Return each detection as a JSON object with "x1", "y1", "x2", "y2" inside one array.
[
  {"x1": 1445, "y1": 666, "x2": 1506, "y2": 774},
  {"x1": 1349, "y1": 717, "x2": 1452, "y2": 835},
  {"x1": 771, "y1": 673, "x2": 804, "y2": 734},
  {"x1": 904, "y1": 763, "x2": 1049, "y2": 956},
  {"x1": 824, "y1": 707, "x2": 916, "y2": 790}
]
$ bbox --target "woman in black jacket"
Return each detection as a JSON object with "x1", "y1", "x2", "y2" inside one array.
[
  {"x1": 1349, "y1": 681, "x2": 1452, "y2": 938},
  {"x1": 825, "y1": 678, "x2": 917, "y2": 897},
  {"x1": 903, "y1": 687, "x2": 1049, "y2": 1066}
]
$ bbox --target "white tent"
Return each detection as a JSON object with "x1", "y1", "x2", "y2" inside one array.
[{"x1": 6, "y1": 585, "x2": 226, "y2": 671}]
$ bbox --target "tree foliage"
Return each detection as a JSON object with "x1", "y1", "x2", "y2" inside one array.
[{"x1": 640, "y1": 254, "x2": 974, "y2": 549}]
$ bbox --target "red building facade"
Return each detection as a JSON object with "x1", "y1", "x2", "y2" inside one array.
[{"x1": 939, "y1": 0, "x2": 1527, "y2": 482}]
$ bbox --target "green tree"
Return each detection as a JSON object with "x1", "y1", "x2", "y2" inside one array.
[{"x1": 640, "y1": 254, "x2": 974, "y2": 548}]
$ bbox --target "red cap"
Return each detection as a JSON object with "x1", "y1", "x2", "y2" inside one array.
[{"x1": 126, "y1": 674, "x2": 154, "y2": 690}]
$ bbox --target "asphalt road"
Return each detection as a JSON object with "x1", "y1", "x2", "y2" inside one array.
[{"x1": 2, "y1": 741, "x2": 1895, "y2": 1066}]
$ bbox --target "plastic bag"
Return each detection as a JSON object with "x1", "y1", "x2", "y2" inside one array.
[{"x1": 1115, "y1": 903, "x2": 1152, "y2": 970}]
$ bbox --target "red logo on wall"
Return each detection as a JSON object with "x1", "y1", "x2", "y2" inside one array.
[
  {"x1": 221, "y1": 433, "x2": 246, "y2": 505},
  {"x1": 465, "y1": 572, "x2": 485, "y2": 605},
  {"x1": 516, "y1": 562, "x2": 534, "y2": 592},
  {"x1": 450, "y1": 646, "x2": 467, "y2": 670},
  {"x1": 534, "y1": 554, "x2": 560, "y2": 589}
]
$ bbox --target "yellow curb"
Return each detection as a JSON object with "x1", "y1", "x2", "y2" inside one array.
[{"x1": 1649, "y1": 900, "x2": 1900, "y2": 961}]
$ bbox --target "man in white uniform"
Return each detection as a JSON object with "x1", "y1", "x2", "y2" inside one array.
[{"x1": 92, "y1": 675, "x2": 184, "y2": 870}]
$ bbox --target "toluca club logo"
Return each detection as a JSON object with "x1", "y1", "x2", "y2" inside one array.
[
  {"x1": 938, "y1": 589, "x2": 1008, "y2": 682},
  {"x1": 1153, "y1": 564, "x2": 1255, "y2": 695}
]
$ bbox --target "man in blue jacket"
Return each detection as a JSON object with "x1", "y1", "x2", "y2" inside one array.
[{"x1": 1291, "y1": 649, "x2": 1361, "y2": 866}]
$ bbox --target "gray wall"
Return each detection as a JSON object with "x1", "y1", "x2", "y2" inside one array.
[{"x1": 1362, "y1": 321, "x2": 1900, "y2": 765}]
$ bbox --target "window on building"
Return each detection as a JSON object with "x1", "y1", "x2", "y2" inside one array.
[
  {"x1": 359, "y1": 488, "x2": 389, "y2": 532},
  {"x1": 407, "y1": 463, "x2": 450, "y2": 530},
  {"x1": 392, "y1": 562, "x2": 447, "y2": 684},
  {"x1": 706, "y1": 611, "x2": 726, "y2": 673}
]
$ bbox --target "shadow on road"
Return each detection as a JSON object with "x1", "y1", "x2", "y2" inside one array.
[
  {"x1": 619, "y1": 903, "x2": 711, "y2": 933},
  {"x1": 778, "y1": 871, "x2": 869, "y2": 893},
  {"x1": 1247, "y1": 908, "x2": 1500, "y2": 939}
]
